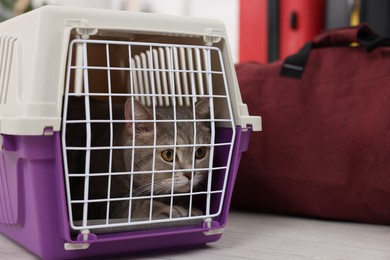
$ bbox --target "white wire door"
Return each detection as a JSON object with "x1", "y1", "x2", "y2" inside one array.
[{"x1": 62, "y1": 38, "x2": 236, "y2": 232}]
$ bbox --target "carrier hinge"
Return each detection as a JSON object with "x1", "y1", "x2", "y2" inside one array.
[
  {"x1": 203, "y1": 218, "x2": 224, "y2": 236},
  {"x1": 64, "y1": 229, "x2": 96, "y2": 251},
  {"x1": 64, "y1": 19, "x2": 98, "y2": 39},
  {"x1": 203, "y1": 28, "x2": 223, "y2": 46}
]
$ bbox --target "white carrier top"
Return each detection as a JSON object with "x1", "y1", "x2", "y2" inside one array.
[{"x1": 0, "y1": 6, "x2": 261, "y2": 135}]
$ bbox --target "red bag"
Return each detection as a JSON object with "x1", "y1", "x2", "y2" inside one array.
[{"x1": 232, "y1": 25, "x2": 390, "y2": 224}]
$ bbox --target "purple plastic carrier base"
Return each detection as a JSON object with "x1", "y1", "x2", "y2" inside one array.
[{"x1": 0, "y1": 126, "x2": 252, "y2": 259}]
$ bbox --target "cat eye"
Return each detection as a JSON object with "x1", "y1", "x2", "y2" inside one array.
[
  {"x1": 161, "y1": 149, "x2": 174, "y2": 162},
  {"x1": 195, "y1": 147, "x2": 207, "y2": 159}
]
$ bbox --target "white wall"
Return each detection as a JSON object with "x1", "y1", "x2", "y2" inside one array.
[
  {"x1": 138, "y1": 0, "x2": 239, "y2": 61},
  {"x1": 188, "y1": 0, "x2": 239, "y2": 62}
]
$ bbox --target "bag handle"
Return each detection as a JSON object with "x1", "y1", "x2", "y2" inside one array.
[{"x1": 281, "y1": 24, "x2": 390, "y2": 79}]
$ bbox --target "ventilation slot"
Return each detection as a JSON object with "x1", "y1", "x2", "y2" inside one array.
[{"x1": 0, "y1": 36, "x2": 17, "y2": 105}]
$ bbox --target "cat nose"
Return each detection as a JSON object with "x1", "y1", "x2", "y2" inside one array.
[{"x1": 183, "y1": 172, "x2": 192, "y2": 180}]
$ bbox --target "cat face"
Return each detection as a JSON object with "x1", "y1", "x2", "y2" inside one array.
[{"x1": 123, "y1": 98, "x2": 211, "y2": 196}]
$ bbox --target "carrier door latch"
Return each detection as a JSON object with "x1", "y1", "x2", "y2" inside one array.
[{"x1": 64, "y1": 19, "x2": 98, "y2": 39}]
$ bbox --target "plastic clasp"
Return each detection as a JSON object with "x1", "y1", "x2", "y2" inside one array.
[
  {"x1": 64, "y1": 230, "x2": 97, "y2": 251},
  {"x1": 203, "y1": 218, "x2": 224, "y2": 236},
  {"x1": 43, "y1": 126, "x2": 54, "y2": 136}
]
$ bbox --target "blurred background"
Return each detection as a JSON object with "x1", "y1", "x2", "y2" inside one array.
[{"x1": 0, "y1": 0, "x2": 389, "y2": 63}]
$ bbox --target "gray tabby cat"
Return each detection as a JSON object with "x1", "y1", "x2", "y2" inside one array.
[
  {"x1": 67, "y1": 97, "x2": 210, "y2": 221},
  {"x1": 111, "y1": 98, "x2": 210, "y2": 219}
]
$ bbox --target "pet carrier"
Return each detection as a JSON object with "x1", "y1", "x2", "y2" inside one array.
[{"x1": 0, "y1": 6, "x2": 261, "y2": 259}]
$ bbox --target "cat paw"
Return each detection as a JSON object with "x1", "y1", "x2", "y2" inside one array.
[
  {"x1": 189, "y1": 207, "x2": 204, "y2": 216},
  {"x1": 153, "y1": 205, "x2": 188, "y2": 219},
  {"x1": 171, "y1": 205, "x2": 190, "y2": 218},
  {"x1": 153, "y1": 205, "x2": 204, "y2": 219},
  {"x1": 170, "y1": 206, "x2": 204, "y2": 218}
]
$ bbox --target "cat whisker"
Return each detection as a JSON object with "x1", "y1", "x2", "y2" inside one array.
[
  {"x1": 151, "y1": 181, "x2": 172, "y2": 195},
  {"x1": 132, "y1": 182, "x2": 153, "y2": 196},
  {"x1": 132, "y1": 178, "x2": 172, "y2": 197}
]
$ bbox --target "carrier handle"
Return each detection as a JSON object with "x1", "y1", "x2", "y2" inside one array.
[{"x1": 281, "y1": 24, "x2": 390, "y2": 79}]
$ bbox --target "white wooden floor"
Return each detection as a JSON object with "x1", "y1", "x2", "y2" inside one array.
[{"x1": 1, "y1": 210, "x2": 390, "y2": 259}]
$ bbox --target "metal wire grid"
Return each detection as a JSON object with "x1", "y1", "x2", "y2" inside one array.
[{"x1": 62, "y1": 38, "x2": 236, "y2": 231}]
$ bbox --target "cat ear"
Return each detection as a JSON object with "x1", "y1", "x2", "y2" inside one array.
[
  {"x1": 124, "y1": 99, "x2": 154, "y2": 135},
  {"x1": 195, "y1": 98, "x2": 211, "y2": 130},
  {"x1": 195, "y1": 98, "x2": 210, "y2": 120}
]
